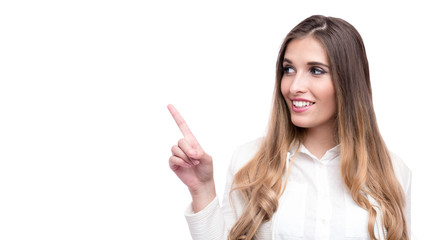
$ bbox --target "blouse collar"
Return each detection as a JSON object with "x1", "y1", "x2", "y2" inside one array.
[{"x1": 289, "y1": 141, "x2": 341, "y2": 162}]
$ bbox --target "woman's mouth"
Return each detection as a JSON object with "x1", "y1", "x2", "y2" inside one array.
[
  {"x1": 292, "y1": 100, "x2": 314, "y2": 108},
  {"x1": 291, "y1": 100, "x2": 315, "y2": 113}
]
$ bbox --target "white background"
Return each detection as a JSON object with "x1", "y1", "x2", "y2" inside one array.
[{"x1": 1, "y1": 0, "x2": 426, "y2": 239}]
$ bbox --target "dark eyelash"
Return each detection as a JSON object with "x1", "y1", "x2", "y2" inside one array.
[
  {"x1": 282, "y1": 65, "x2": 294, "y2": 74},
  {"x1": 310, "y1": 67, "x2": 327, "y2": 74}
]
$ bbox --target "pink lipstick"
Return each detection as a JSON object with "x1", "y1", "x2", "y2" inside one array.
[{"x1": 290, "y1": 98, "x2": 315, "y2": 113}]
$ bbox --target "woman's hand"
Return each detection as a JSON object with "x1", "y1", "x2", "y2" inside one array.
[{"x1": 167, "y1": 104, "x2": 216, "y2": 212}]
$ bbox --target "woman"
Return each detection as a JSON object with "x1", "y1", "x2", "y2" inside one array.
[{"x1": 168, "y1": 15, "x2": 411, "y2": 240}]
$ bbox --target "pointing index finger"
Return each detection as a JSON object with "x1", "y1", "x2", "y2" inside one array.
[{"x1": 167, "y1": 104, "x2": 194, "y2": 138}]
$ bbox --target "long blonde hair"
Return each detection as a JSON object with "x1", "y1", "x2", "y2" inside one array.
[{"x1": 228, "y1": 15, "x2": 408, "y2": 240}]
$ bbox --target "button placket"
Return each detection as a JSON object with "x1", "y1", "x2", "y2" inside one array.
[{"x1": 315, "y1": 162, "x2": 331, "y2": 239}]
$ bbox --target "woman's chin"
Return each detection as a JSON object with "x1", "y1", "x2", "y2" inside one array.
[{"x1": 291, "y1": 118, "x2": 312, "y2": 129}]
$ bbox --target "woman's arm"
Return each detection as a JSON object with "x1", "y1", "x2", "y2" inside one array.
[
  {"x1": 185, "y1": 139, "x2": 263, "y2": 239},
  {"x1": 168, "y1": 104, "x2": 228, "y2": 239},
  {"x1": 168, "y1": 104, "x2": 216, "y2": 212},
  {"x1": 185, "y1": 140, "x2": 254, "y2": 240},
  {"x1": 168, "y1": 105, "x2": 260, "y2": 239}
]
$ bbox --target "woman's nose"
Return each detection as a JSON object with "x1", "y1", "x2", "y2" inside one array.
[{"x1": 289, "y1": 72, "x2": 308, "y2": 94}]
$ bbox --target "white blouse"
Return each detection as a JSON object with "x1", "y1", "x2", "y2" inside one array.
[{"x1": 185, "y1": 138, "x2": 412, "y2": 240}]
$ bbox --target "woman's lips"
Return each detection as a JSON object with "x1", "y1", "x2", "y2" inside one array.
[{"x1": 291, "y1": 99, "x2": 315, "y2": 113}]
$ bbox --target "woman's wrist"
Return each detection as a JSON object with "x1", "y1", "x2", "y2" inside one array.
[{"x1": 189, "y1": 182, "x2": 217, "y2": 213}]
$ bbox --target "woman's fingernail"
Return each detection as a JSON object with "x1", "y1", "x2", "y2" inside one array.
[{"x1": 193, "y1": 160, "x2": 200, "y2": 165}]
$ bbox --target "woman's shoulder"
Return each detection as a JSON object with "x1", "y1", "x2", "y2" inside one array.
[
  {"x1": 389, "y1": 151, "x2": 412, "y2": 192},
  {"x1": 229, "y1": 137, "x2": 264, "y2": 174}
]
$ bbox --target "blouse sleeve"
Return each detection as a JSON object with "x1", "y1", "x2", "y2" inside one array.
[{"x1": 185, "y1": 196, "x2": 228, "y2": 240}]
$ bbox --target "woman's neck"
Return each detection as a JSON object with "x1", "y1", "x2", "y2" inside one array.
[{"x1": 302, "y1": 121, "x2": 337, "y2": 160}]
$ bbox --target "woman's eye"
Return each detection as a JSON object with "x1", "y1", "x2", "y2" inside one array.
[
  {"x1": 310, "y1": 67, "x2": 326, "y2": 75},
  {"x1": 283, "y1": 66, "x2": 295, "y2": 74}
]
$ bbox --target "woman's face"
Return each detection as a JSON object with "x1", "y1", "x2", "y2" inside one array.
[{"x1": 281, "y1": 36, "x2": 337, "y2": 130}]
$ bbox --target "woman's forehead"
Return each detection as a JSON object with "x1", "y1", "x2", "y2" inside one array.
[{"x1": 284, "y1": 36, "x2": 329, "y2": 65}]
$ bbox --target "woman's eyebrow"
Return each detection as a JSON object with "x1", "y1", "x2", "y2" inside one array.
[
  {"x1": 307, "y1": 61, "x2": 330, "y2": 69},
  {"x1": 283, "y1": 58, "x2": 329, "y2": 69},
  {"x1": 283, "y1": 58, "x2": 292, "y2": 64}
]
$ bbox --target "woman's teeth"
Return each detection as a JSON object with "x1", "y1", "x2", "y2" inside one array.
[{"x1": 293, "y1": 101, "x2": 314, "y2": 108}]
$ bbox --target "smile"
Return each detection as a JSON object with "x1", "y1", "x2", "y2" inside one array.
[
  {"x1": 291, "y1": 100, "x2": 315, "y2": 113},
  {"x1": 292, "y1": 100, "x2": 315, "y2": 108}
]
